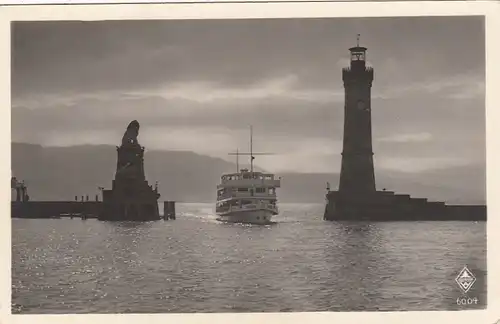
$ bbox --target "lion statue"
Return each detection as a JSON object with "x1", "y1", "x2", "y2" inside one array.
[{"x1": 121, "y1": 120, "x2": 140, "y2": 146}]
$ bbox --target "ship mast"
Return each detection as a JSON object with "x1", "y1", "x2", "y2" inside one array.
[
  {"x1": 228, "y1": 126, "x2": 273, "y2": 173},
  {"x1": 236, "y1": 148, "x2": 239, "y2": 173},
  {"x1": 250, "y1": 125, "x2": 254, "y2": 174}
]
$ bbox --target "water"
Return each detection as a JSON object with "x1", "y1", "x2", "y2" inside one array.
[{"x1": 11, "y1": 203, "x2": 487, "y2": 314}]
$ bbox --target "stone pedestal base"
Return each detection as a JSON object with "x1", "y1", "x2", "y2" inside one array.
[
  {"x1": 99, "y1": 178, "x2": 160, "y2": 221},
  {"x1": 99, "y1": 184, "x2": 160, "y2": 221},
  {"x1": 324, "y1": 190, "x2": 449, "y2": 221}
]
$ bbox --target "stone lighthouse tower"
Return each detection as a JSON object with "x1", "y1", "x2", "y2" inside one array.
[
  {"x1": 338, "y1": 35, "x2": 376, "y2": 195},
  {"x1": 323, "y1": 36, "x2": 378, "y2": 221},
  {"x1": 323, "y1": 37, "x2": 486, "y2": 222}
]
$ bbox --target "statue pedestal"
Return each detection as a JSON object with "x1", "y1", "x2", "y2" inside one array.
[
  {"x1": 98, "y1": 132, "x2": 160, "y2": 221},
  {"x1": 100, "y1": 183, "x2": 160, "y2": 221}
]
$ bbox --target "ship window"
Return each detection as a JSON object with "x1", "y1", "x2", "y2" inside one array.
[
  {"x1": 256, "y1": 217, "x2": 260, "y2": 220},
  {"x1": 256, "y1": 188, "x2": 265, "y2": 193},
  {"x1": 237, "y1": 188, "x2": 248, "y2": 192}
]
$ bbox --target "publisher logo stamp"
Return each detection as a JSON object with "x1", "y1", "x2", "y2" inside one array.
[{"x1": 455, "y1": 265, "x2": 476, "y2": 293}]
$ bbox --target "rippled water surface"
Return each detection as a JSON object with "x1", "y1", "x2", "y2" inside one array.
[{"x1": 12, "y1": 203, "x2": 487, "y2": 313}]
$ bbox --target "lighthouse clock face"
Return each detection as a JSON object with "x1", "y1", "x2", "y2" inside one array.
[{"x1": 357, "y1": 100, "x2": 368, "y2": 111}]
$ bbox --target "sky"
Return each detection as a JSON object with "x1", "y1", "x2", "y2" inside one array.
[{"x1": 11, "y1": 16, "x2": 485, "y2": 174}]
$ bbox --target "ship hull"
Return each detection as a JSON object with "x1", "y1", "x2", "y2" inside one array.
[{"x1": 216, "y1": 209, "x2": 275, "y2": 225}]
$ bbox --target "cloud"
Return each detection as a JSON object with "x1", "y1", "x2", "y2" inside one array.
[
  {"x1": 376, "y1": 157, "x2": 473, "y2": 173},
  {"x1": 240, "y1": 137, "x2": 343, "y2": 173},
  {"x1": 12, "y1": 17, "x2": 485, "y2": 97},
  {"x1": 39, "y1": 129, "x2": 120, "y2": 147},
  {"x1": 12, "y1": 74, "x2": 345, "y2": 113},
  {"x1": 374, "y1": 72, "x2": 484, "y2": 101},
  {"x1": 10, "y1": 17, "x2": 486, "y2": 176},
  {"x1": 11, "y1": 72, "x2": 486, "y2": 175},
  {"x1": 142, "y1": 126, "x2": 244, "y2": 155},
  {"x1": 128, "y1": 75, "x2": 344, "y2": 105},
  {"x1": 377, "y1": 132, "x2": 433, "y2": 143},
  {"x1": 447, "y1": 81, "x2": 485, "y2": 100}
]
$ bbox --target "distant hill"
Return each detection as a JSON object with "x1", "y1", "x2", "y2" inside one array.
[
  {"x1": 278, "y1": 170, "x2": 486, "y2": 205},
  {"x1": 11, "y1": 142, "x2": 486, "y2": 204}
]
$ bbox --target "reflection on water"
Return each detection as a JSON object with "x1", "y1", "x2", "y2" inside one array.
[
  {"x1": 326, "y1": 223, "x2": 384, "y2": 311},
  {"x1": 12, "y1": 203, "x2": 487, "y2": 313}
]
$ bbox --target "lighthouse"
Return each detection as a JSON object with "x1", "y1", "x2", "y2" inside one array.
[
  {"x1": 324, "y1": 37, "x2": 454, "y2": 221},
  {"x1": 338, "y1": 35, "x2": 376, "y2": 195}
]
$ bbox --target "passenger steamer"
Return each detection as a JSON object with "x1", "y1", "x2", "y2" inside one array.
[{"x1": 215, "y1": 127, "x2": 281, "y2": 225}]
